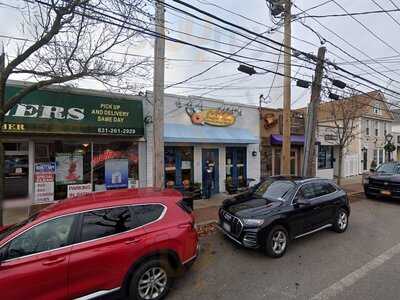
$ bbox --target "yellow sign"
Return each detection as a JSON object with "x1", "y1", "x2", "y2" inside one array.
[{"x1": 190, "y1": 109, "x2": 236, "y2": 127}]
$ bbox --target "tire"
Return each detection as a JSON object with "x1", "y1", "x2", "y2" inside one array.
[
  {"x1": 332, "y1": 208, "x2": 349, "y2": 233},
  {"x1": 128, "y1": 259, "x2": 173, "y2": 300},
  {"x1": 265, "y1": 225, "x2": 289, "y2": 258}
]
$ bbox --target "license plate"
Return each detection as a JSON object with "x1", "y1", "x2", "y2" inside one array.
[
  {"x1": 381, "y1": 190, "x2": 391, "y2": 196},
  {"x1": 223, "y1": 222, "x2": 231, "y2": 232}
]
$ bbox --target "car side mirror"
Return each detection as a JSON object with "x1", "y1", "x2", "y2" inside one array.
[{"x1": 369, "y1": 168, "x2": 375, "y2": 173}]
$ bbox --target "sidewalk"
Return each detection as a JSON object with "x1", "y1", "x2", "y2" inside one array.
[
  {"x1": 194, "y1": 177, "x2": 364, "y2": 226},
  {"x1": 2, "y1": 177, "x2": 364, "y2": 226}
]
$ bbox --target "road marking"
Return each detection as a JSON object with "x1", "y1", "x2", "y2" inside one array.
[{"x1": 311, "y1": 242, "x2": 400, "y2": 300}]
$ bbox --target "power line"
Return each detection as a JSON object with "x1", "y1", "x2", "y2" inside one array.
[
  {"x1": 297, "y1": 7, "x2": 400, "y2": 19},
  {"x1": 332, "y1": 0, "x2": 400, "y2": 56},
  {"x1": 293, "y1": 3, "x2": 400, "y2": 87},
  {"x1": 25, "y1": 0, "x2": 400, "y2": 109}
]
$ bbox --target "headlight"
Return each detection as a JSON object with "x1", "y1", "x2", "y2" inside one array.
[{"x1": 243, "y1": 219, "x2": 264, "y2": 226}]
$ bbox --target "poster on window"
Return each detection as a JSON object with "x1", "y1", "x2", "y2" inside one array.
[
  {"x1": 34, "y1": 162, "x2": 56, "y2": 203},
  {"x1": 55, "y1": 153, "x2": 83, "y2": 185},
  {"x1": 67, "y1": 183, "x2": 92, "y2": 198},
  {"x1": 105, "y1": 159, "x2": 128, "y2": 189}
]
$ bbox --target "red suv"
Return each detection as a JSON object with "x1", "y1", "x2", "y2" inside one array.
[{"x1": 0, "y1": 188, "x2": 198, "y2": 300}]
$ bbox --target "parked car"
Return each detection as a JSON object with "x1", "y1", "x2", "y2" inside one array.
[
  {"x1": 0, "y1": 188, "x2": 198, "y2": 300},
  {"x1": 218, "y1": 176, "x2": 350, "y2": 258},
  {"x1": 364, "y1": 161, "x2": 400, "y2": 199}
]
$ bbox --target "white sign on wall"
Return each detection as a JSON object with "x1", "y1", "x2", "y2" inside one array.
[{"x1": 67, "y1": 183, "x2": 92, "y2": 198}]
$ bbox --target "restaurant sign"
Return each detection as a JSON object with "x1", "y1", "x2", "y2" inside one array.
[
  {"x1": 2, "y1": 86, "x2": 144, "y2": 136},
  {"x1": 188, "y1": 108, "x2": 236, "y2": 127}
]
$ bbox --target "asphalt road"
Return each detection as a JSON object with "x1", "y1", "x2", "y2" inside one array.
[{"x1": 167, "y1": 196, "x2": 400, "y2": 300}]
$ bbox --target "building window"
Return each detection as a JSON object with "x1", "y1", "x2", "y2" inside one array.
[
  {"x1": 33, "y1": 141, "x2": 139, "y2": 201},
  {"x1": 318, "y1": 145, "x2": 334, "y2": 169},
  {"x1": 92, "y1": 142, "x2": 139, "y2": 192},
  {"x1": 384, "y1": 122, "x2": 388, "y2": 136},
  {"x1": 366, "y1": 119, "x2": 370, "y2": 136},
  {"x1": 373, "y1": 149, "x2": 378, "y2": 163},
  {"x1": 373, "y1": 103, "x2": 381, "y2": 115},
  {"x1": 164, "y1": 147, "x2": 194, "y2": 188},
  {"x1": 375, "y1": 120, "x2": 379, "y2": 136},
  {"x1": 379, "y1": 149, "x2": 384, "y2": 164}
]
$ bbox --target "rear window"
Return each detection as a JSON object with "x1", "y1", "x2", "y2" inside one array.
[
  {"x1": 80, "y1": 206, "x2": 135, "y2": 242},
  {"x1": 0, "y1": 213, "x2": 39, "y2": 241},
  {"x1": 254, "y1": 180, "x2": 296, "y2": 201},
  {"x1": 131, "y1": 205, "x2": 165, "y2": 224}
]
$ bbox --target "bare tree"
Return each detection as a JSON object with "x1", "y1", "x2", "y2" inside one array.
[
  {"x1": 0, "y1": 0, "x2": 152, "y2": 225},
  {"x1": 320, "y1": 92, "x2": 365, "y2": 185}
]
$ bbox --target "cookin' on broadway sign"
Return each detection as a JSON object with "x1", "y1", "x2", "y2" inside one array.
[{"x1": 2, "y1": 86, "x2": 144, "y2": 136}]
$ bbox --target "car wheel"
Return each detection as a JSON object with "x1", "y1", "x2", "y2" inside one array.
[
  {"x1": 364, "y1": 190, "x2": 374, "y2": 199},
  {"x1": 333, "y1": 208, "x2": 349, "y2": 233},
  {"x1": 129, "y1": 259, "x2": 172, "y2": 300},
  {"x1": 265, "y1": 225, "x2": 289, "y2": 258}
]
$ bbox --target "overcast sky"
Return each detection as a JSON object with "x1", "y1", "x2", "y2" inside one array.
[{"x1": 2, "y1": 0, "x2": 400, "y2": 109}]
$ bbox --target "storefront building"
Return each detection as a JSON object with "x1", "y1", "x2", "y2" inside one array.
[
  {"x1": 145, "y1": 93, "x2": 260, "y2": 196},
  {"x1": 260, "y1": 108, "x2": 306, "y2": 178},
  {"x1": 3, "y1": 82, "x2": 146, "y2": 205}
]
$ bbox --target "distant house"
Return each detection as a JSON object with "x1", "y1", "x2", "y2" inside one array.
[
  {"x1": 317, "y1": 91, "x2": 394, "y2": 179},
  {"x1": 390, "y1": 108, "x2": 400, "y2": 160}
]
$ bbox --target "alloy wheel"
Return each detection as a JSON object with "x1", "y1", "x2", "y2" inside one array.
[
  {"x1": 338, "y1": 211, "x2": 348, "y2": 230},
  {"x1": 272, "y1": 230, "x2": 287, "y2": 255},
  {"x1": 138, "y1": 267, "x2": 168, "y2": 300}
]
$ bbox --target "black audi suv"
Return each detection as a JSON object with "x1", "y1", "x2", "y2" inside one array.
[
  {"x1": 364, "y1": 161, "x2": 400, "y2": 199},
  {"x1": 219, "y1": 176, "x2": 350, "y2": 258}
]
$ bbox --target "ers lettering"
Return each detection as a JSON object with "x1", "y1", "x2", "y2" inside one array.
[{"x1": 6, "y1": 104, "x2": 85, "y2": 120}]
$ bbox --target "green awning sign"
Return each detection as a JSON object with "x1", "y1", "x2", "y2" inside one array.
[{"x1": 3, "y1": 86, "x2": 144, "y2": 136}]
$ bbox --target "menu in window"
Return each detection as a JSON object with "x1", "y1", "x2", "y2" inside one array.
[{"x1": 34, "y1": 163, "x2": 55, "y2": 203}]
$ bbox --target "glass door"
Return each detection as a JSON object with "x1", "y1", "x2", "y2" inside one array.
[{"x1": 4, "y1": 142, "x2": 29, "y2": 199}]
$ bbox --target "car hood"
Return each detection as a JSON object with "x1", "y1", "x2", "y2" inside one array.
[
  {"x1": 369, "y1": 173, "x2": 400, "y2": 182},
  {"x1": 224, "y1": 197, "x2": 283, "y2": 218}
]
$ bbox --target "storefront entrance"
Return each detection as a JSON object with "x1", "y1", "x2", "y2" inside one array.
[
  {"x1": 4, "y1": 142, "x2": 29, "y2": 199},
  {"x1": 226, "y1": 147, "x2": 247, "y2": 190},
  {"x1": 202, "y1": 149, "x2": 219, "y2": 198}
]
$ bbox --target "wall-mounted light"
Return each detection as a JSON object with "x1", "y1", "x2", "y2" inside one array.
[
  {"x1": 252, "y1": 151, "x2": 258, "y2": 157},
  {"x1": 144, "y1": 115, "x2": 153, "y2": 124}
]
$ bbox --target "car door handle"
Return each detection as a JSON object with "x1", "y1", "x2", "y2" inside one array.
[
  {"x1": 313, "y1": 206, "x2": 322, "y2": 210},
  {"x1": 125, "y1": 238, "x2": 142, "y2": 245},
  {"x1": 42, "y1": 257, "x2": 66, "y2": 266}
]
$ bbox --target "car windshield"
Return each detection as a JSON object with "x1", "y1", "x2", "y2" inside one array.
[
  {"x1": 0, "y1": 213, "x2": 39, "y2": 241},
  {"x1": 253, "y1": 180, "x2": 296, "y2": 201},
  {"x1": 376, "y1": 163, "x2": 400, "y2": 174}
]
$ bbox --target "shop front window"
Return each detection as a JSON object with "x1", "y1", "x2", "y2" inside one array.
[
  {"x1": 33, "y1": 141, "x2": 139, "y2": 202},
  {"x1": 92, "y1": 142, "x2": 139, "y2": 191},
  {"x1": 318, "y1": 145, "x2": 334, "y2": 169},
  {"x1": 35, "y1": 142, "x2": 91, "y2": 200},
  {"x1": 164, "y1": 147, "x2": 193, "y2": 188}
]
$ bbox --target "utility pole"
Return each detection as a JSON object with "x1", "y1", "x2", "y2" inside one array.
[
  {"x1": 281, "y1": 0, "x2": 292, "y2": 175},
  {"x1": 302, "y1": 46, "x2": 326, "y2": 177},
  {"x1": 153, "y1": 0, "x2": 165, "y2": 189},
  {"x1": 0, "y1": 47, "x2": 4, "y2": 225}
]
